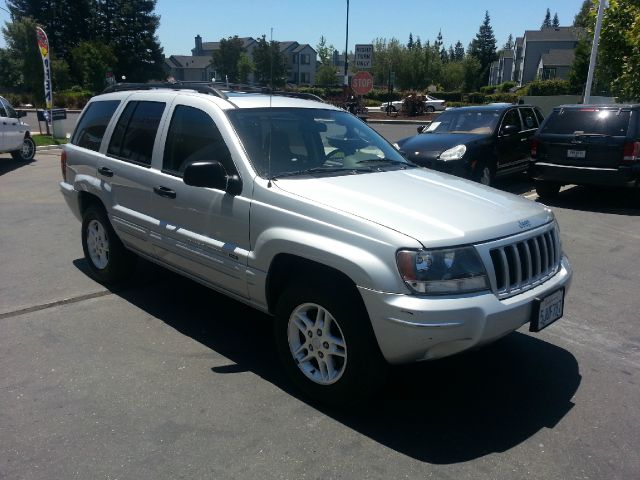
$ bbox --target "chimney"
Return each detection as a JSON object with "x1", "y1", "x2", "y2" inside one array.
[{"x1": 195, "y1": 35, "x2": 202, "y2": 55}]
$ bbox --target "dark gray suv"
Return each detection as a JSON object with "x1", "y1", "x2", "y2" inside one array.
[{"x1": 530, "y1": 104, "x2": 640, "y2": 199}]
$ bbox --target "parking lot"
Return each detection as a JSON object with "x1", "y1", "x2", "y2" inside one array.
[{"x1": 1, "y1": 148, "x2": 639, "y2": 479}]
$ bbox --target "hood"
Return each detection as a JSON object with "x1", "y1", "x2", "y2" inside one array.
[
  {"x1": 273, "y1": 168, "x2": 553, "y2": 247},
  {"x1": 397, "y1": 132, "x2": 491, "y2": 155}
]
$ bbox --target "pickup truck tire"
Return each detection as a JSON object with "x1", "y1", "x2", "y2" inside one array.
[
  {"x1": 11, "y1": 136, "x2": 36, "y2": 162},
  {"x1": 81, "y1": 206, "x2": 135, "y2": 285},
  {"x1": 274, "y1": 282, "x2": 387, "y2": 407}
]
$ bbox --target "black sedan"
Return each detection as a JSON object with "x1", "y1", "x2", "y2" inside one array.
[{"x1": 395, "y1": 104, "x2": 544, "y2": 186}]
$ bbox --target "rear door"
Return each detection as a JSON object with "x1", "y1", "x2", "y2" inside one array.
[
  {"x1": 538, "y1": 107, "x2": 631, "y2": 168},
  {"x1": 100, "y1": 95, "x2": 172, "y2": 254}
]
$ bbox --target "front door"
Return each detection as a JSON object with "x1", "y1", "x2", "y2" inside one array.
[
  {"x1": 0, "y1": 98, "x2": 23, "y2": 151},
  {"x1": 148, "y1": 101, "x2": 251, "y2": 297},
  {"x1": 496, "y1": 108, "x2": 527, "y2": 173}
]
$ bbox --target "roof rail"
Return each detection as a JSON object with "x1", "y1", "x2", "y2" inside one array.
[{"x1": 102, "y1": 81, "x2": 227, "y2": 99}]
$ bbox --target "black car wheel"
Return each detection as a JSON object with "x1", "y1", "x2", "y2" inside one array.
[
  {"x1": 474, "y1": 160, "x2": 495, "y2": 186},
  {"x1": 535, "y1": 181, "x2": 561, "y2": 200}
]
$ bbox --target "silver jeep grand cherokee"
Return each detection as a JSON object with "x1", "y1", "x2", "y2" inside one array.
[{"x1": 59, "y1": 83, "x2": 572, "y2": 406}]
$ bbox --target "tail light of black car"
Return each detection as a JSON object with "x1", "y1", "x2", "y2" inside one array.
[
  {"x1": 530, "y1": 137, "x2": 539, "y2": 159},
  {"x1": 60, "y1": 150, "x2": 67, "y2": 182},
  {"x1": 622, "y1": 141, "x2": 640, "y2": 164}
]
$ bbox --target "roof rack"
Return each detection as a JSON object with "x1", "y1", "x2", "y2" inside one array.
[{"x1": 102, "y1": 81, "x2": 227, "y2": 99}]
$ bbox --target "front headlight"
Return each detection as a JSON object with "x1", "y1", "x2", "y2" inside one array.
[
  {"x1": 439, "y1": 144, "x2": 466, "y2": 161},
  {"x1": 396, "y1": 247, "x2": 489, "y2": 295}
]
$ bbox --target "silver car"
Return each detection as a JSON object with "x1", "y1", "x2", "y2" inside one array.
[
  {"x1": 59, "y1": 83, "x2": 572, "y2": 407},
  {"x1": 0, "y1": 96, "x2": 36, "y2": 161}
]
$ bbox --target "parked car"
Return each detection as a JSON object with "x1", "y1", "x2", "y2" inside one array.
[
  {"x1": 59, "y1": 82, "x2": 571, "y2": 407},
  {"x1": 395, "y1": 104, "x2": 544, "y2": 186},
  {"x1": 530, "y1": 104, "x2": 640, "y2": 199},
  {"x1": 0, "y1": 95, "x2": 36, "y2": 161},
  {"x1": 380, "y1": 95, "x2": 446, "y2": 113}
]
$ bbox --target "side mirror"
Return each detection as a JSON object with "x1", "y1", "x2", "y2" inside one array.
[
  {"x1": 417, "y1": 125, "x2": 426, "y2": 134},
  {"x1": 183, "y1": 161, "x2": 242, "y2": 196},
  {"x1": 501, "y1": 124, "x2": 519, "y2": 136}
]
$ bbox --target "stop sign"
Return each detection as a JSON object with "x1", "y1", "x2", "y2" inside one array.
[{"x1": 351, "y1": 71, "x2": 373, "y2": 95}]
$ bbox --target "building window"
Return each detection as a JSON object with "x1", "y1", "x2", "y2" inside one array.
[
  {"x1": 542, "y1": 68, "x2": 557, "y2": 80},
  {"x1": 301, "y1": 54, "x2": 310, "y2": 65},
  {"x1": 300, "y1": 72, "x2": 310, "y2": 84}
]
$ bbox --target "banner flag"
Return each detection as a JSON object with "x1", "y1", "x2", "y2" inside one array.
[{"x1": 35, "y1": 26, "x2": 53, "y2": 111}]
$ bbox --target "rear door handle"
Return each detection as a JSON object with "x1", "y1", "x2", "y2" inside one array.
[
  {"x1": 153, "y1": 186, "x2": 176, "y2": 199},
  {"x1": 98, "y1": 166, "x2": 114, "y2": 177}
]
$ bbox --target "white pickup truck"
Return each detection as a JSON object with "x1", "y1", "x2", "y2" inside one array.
[{"x1": 0, "y1": 96, "x2": 35, "y2": 161}]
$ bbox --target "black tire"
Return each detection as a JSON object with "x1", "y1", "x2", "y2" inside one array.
[
  {"x1": 384, "y1": 105, "x2": 396, "y2": 113},
  {"x1": 473, "y1": 160, "x2": 495, "y2": 187},
  {"x1": 81, "y1": 205, "x2": 136, "y2": 285},
  {"x1": 426, "y1": 105, "x2": 435, "y2": 113},
  {"x1": 11, "y1": 136, "x2": 36, "y2": 162},
  {"x1": 535, "y1": 180, "x2": 561, "y2": 200},
  {"x1": 274, "y1": 281, "x2": 387, "y2": 408}
]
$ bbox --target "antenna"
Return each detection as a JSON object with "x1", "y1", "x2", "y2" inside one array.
[{"x1": 267, "y1": 27, "x2": 274, "y2": 187}]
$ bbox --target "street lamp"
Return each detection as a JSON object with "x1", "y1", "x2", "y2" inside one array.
[{"x1": 344, "y1": 0, "x2": 349, "y2": 86}]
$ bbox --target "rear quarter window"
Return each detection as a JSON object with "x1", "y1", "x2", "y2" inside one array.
[
  {"x1": 72, "y1": 100, "x2": 120, "y2": 151},
  {"x1": 541, "y1": 108, "x2": 631, "y2": 136}
]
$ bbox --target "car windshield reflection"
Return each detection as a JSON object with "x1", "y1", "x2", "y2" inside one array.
[
  {"x1": 425, "y1": 110, "x2": 500, "y2": 135},
  {"x1": 227, "y1": 108, "x2": 412, "y2": 179}
]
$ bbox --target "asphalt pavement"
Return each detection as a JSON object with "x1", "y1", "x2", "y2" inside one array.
[{"x1": 1, "y1": 149, "x2": 639, "y2": 480}]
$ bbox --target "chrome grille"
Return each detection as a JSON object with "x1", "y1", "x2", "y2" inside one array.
[{"x1": 489, "y1": 227, "x2": 561, "y2": 298}]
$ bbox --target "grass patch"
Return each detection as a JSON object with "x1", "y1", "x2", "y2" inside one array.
[{"x1": 33, "y1": 135, "x2": 69, "y2": 147}]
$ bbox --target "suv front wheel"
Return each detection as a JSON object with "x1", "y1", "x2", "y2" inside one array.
[
  {"x1": 274, "y1": 282, "x2": 387, "y2": 407},
  {"x1": 535, "y1": 180, "x2": 561, "y2": 200},
  {"x1": 81, "y1": 205, "x2": 136, "y2": 285}
]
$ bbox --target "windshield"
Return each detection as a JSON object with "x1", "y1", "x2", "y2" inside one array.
[
  {"x1": 226, "y1": 108, "x2": 411, "y2": 178},
  {"x1": 541, "y1": 108, "x2": 631, "y2": 136},
  {"x1": 424, "y1": 109, "x2": 500, "y2": 134}
]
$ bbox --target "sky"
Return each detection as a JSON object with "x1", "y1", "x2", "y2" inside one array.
[{"x1": 1, "y1": 0, "x2": 587, "y2": 55}]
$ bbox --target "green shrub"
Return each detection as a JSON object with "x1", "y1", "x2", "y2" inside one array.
[
  {"x1": 465, "y1": 92, "x2": 486, "y2": 104},
  {"x1": 434, "y1": 91, "x2": 463, "y2": 102},
  {"x1": 498, "y1": 81, "x2": 516, "y2": 92},
  {"x1": 522, "y1": 79, "x2": 576, "y2": 96},
  {"x1": 480, "y1": 85, "x2": 496, "y2": 94},
  {"x1": 486, "y1": 93, "x2": 519, "y2": 103}
]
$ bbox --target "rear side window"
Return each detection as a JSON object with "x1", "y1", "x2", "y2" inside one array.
[
  {"x1": 72, "y1": 100, "x2": 120, "y2": 151},
  {"x1": 541, "y1": 109, "x2": 631, "y2": 136},
  {"x1": 519, "y1": 107, "x2": 539, "y2": 129},
  {"x1": 107, "y1": 101, "x2": 165, "y2": 166},
  {"x1": 163, "y1": 105, "x2": 234, "y2": 176}
]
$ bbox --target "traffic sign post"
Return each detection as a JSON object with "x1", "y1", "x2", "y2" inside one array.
[{"x1": 355, "y1": 44, "x2": 373, "y2": 70}]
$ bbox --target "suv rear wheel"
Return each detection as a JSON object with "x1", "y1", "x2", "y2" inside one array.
[
  {"x1": 274, "y1": 282, "x2": 387, "y2": 407},
  {"x1": 535, "y1": 180, "x2": 561, "y2": 200},
  {"x1": 81, "y1": 205, "x2": 136, "y2": 285},
  {"x1": 11, "y1": 136, "x2": 36, "y2": 162}
]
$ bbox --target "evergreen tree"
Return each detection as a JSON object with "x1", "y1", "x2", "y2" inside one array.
[
  {"x1": 407, "y1": 33, "x2": 414, "y2": 50},
  {"x1": 574, "y1": 0, "x2": 593, "y2": 28},
  {"x1": 469, "y1": 11, "x2": 497, "y2": 86},
  {"x1": 542, "y1": 8, "x2": 552, "y2": 29},
  {"x1": 553, "y1": 12, "x2": 560, "y2": 28},
  {"x1": 504, "y1": 34, "x2": 514, "y2": 50},
  {"x1": 212, "y1": 36, "x2": 245, "y2": 83},
  {"x1": 448, "y1": 44, "x2": 455, "y2": 61},
  {"x1": 454, "y1": 41, "x2": 465, "y2": 60},
  {"x1": 434, "y1": 30, "x2": 443, "y2": 50},
  {"x1": 440, "y1": 46, "x2": 448, "y2": 63}
]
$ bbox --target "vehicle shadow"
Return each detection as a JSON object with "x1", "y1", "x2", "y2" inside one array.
[
  {"x1": 76, "y1": 258, "x2": 581, "y2": 464},
  {"x1": 493, "y1": 172, "x2": 535, "y2": 196},
  {"x1": 0, "y1": 155, "x2": 35, "y2": 176},
  {"x1": 537, "y1": 185, "x2": 640, "y2": 216}
]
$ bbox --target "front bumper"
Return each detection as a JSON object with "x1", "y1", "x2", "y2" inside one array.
[
  {"x1": 359, "y1": 255, "x2": 572, "y2": 364},
  {"x1": 413, "y1": 157, "x2": 471, "y2": 178},
  {"x1": 531, "y1": 162, "x2": 640, "y2": 187}
]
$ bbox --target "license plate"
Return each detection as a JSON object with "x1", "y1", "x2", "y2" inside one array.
[
  {"x1": 567, "y1": 149, "x2": 586, "y2": 159},
  {"x1": 530, "y1": 288, "x2": 565, "y2": 332}
]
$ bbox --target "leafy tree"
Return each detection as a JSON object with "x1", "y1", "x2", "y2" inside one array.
[
  {"x1": 542, "y1": 8, "x2": 552, "y2": 28},
  {"x1": 212, "y1": 36, "x2": 245, "y2": 83},
  {"x1": 574, "y1": 0, "x2": 593, "y2": 28},
  {"x1": 252, "y1": 35, "x2": 286, "y2": 87},
  {"x1": 72, "y1": 41, "x2": 117, "y2": 93},
  {"x1": 462, "y1": 55, "x2": 482, "y2": 92},
  {"x1": 316, "y1": 64, "x2": 337, "y2": 86},
  {"x1": 568, "y1": 38, "x2": 591, "y2": 94},
  {"x1": 0, "y1": 17, "x2": 42, "y2": 99},
  {"x1": 469, "y1": 11, "x2": 497, "y2": 86},
  {"x1": 553, "y1": 12, "x2": 560, "y2": 27},
  {"x1": 441, "y1": 60, "x2": 465, "y2": 91},
  {"x1": 236, "y1": 52, "x2": 253, "y2": 84},
  {"x1": 316, "y1": 35, "x2": 334, "y2": 65}
]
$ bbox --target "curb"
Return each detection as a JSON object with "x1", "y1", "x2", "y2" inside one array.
[{"x1": 36, "y1": 145, "x2": 63, "y2": 151}]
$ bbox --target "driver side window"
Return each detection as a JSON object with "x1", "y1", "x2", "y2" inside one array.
[{"x1": 163, "y1": 105, "x2": 234, "y2": 177}]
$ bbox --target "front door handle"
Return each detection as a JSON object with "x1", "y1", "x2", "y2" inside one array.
[
  {"x1": 98, "y1": 166, "x2": 114, "y2": 177},
  {"x1": 153, "y1": 186, "x2": 176, "y2": 199}
]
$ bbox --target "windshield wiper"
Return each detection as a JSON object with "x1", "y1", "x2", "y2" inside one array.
[
  {"x1": 355, "y1": 158, "x2": 416, "y2": 168},
  {"x1": 271, "y1": 166, "x2": 373, "y2": 179}
]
